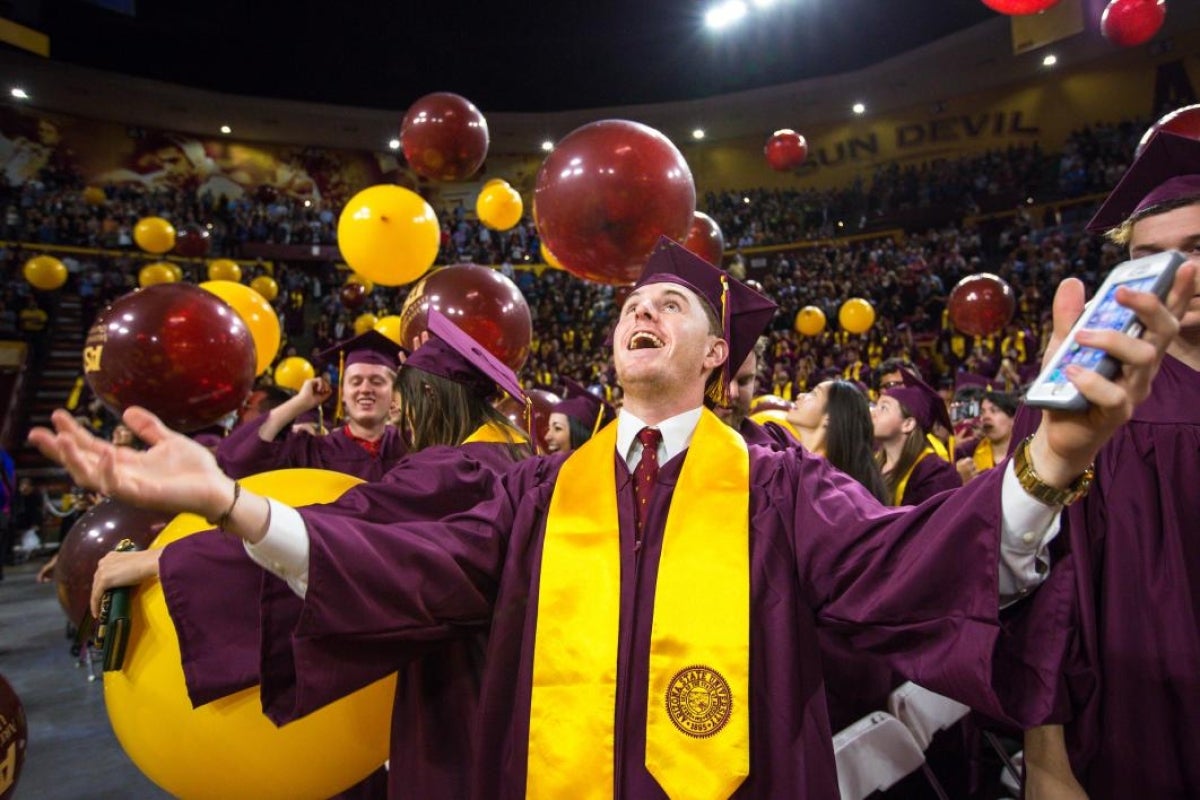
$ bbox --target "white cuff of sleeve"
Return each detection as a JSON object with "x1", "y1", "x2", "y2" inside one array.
[
  {"x1": 243, "y1": 499, "x2": 310, "y2": 598},
  {"x1": 998, "y1": 459, "x2": 1062, "y2": 605}
]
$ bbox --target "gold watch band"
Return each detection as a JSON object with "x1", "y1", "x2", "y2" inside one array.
[{"x1": 1012, "y1": 435, "x2": 1094, "y2": 506}]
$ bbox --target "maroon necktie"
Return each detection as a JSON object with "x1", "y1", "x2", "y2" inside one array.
[{"x1": 633, "y1": 427, "x2": 663, "y2": 536}]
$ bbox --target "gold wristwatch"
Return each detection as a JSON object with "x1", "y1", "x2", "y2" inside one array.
[{"x1": 1013, "y1": 435, "x2": 1094, "y2": 506}]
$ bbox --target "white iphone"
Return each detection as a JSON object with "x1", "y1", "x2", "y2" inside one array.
[{"x1": 1025, "y1": 250, "x2": 1186, "y2": 412}]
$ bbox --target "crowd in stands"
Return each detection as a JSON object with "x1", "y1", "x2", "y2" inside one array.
[{"x1": 1, "y1": 116, "x2": 1150, "y2": 439}]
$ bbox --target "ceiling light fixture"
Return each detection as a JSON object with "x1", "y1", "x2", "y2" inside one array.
[{"x1": 705, "y1": 0, "x2": 748, "y2": 30}]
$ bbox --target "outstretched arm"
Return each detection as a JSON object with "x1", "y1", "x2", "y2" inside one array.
[{"x1": 29, "y1": 407, "x2": 271, "y2": 545}]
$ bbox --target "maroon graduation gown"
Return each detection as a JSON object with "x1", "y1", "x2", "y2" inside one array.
[
  {"x1": 897, "y1": 453, "x2": 960, "y2": 507},
  {"x1": 216, "y1": 415, "x2": 408, "y2": 481},
  {"x1": 738, "y1": 417, "x2": 799, "y2": 449},
  {"x1": 261, "y1": 438, "x2": 1071, "y2": 799},
  {"x1": 1022, "y1": 355, "x2": 1200, "y2": 798},
  {"x1": 160, "y1": 441, "x2": 521, "y2": 800}
]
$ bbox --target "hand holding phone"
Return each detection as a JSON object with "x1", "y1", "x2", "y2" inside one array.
[{"x1": 1025, "y1": 250, "x2": 1186, "y2": 411}]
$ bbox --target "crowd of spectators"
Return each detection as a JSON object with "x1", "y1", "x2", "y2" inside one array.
[{"x1": 2, "y1": 116, "x2": 1151, "y2": 438}]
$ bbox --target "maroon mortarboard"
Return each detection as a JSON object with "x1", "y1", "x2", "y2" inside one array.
[
  {"x1": 884, "y1": 369, "x2": 952, "y2": 433},
  {"x1": 405, "y1": 309, "x2": 528, "y2": 405},
  {"x1": 1087, "y1": 132, "x2": 1200, "y2": 233},
  {"x1": 316, "y1": 329, "x2": 407, "y2": 371},
  {"x1": 954, "y1": 372, "x2": 993, "y2": 392},
  {"x1": 554, "y1": 377, "x2": 615, "y2": 434},
  {"x1": 633, "y1": 236, "x2": 778, "y2": 404}
]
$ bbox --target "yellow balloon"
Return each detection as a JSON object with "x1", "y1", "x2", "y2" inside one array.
[
  {"x1": 839, "y1": 297, "x2": 876, "y2": 334},
  {"x1": 165, "y1": 263, "x2": 184, "y2": 282},
  {"x1": 250, "y1": 275, "x2": 279, "y2": 302},
  {"x1": 354, "y1": 312, "x2": 379, "y2": 336},
  {"x1": 794, "y1": 305, "x2": 826, "y2": 337},
  {"x1": 373, "y1": 315, "x2": 404, "y2": 345},
  {"x1": 345, "y1": 273, "x2": 374, "y2": 295},
  {"x1": 200, "y1": 280, "x2": 281, "y2": 376},
  {"x1": 22, "y1": 255, "x2": 68, "y2": 291},
  {"x1": 274, "y1": 356, "x2": 315, "y2": 391},
  {"x1": 207, "y1": 259, "x2": 243, "y2": 283},
  {"x1": 337, "y1": 185, "x2": 439, "y2": 286},
  {"x1": 134, "y1": 216, "x2": 176, "y2": 254},
  {"x1": 82, "y1": 186, "x2": 107, "y2": 206},
  {"x1": 540, "y1": 242, "x2": 564, "y2": 270},
  {"x1": 138, "y1": 263, "x2": 177, "y2": 288},
  {"x1": 476, "y1": 180, "x2": 523, "y2": 231},
  {"x1": 104, "y1": 469, "x2": 395, "y2": 800}
]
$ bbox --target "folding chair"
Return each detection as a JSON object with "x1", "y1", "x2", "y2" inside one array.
[
  {"x1": 832, "y1": 711, "x2": 933, "y2": 800},
  {"x1": 888, "y1": 681, "x2": 1022, "y2": 793}
]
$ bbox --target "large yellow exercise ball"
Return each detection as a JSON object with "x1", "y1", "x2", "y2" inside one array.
[
  {"x1": 354, "y1": 312, "x2": 379, "y2": 336},
  {"x1": 134, "y1": 217, "x2": 176, "y2": 254},
  {"x1": 250, "y1": 275, "x2": 279, "y2": 302},
  {"x1": 138, "y1": 263, "x2": 178, "y2": 288},
  {"x1": 200, "y1": 280, "x2": 281, "y2": 376},
  {"x1": 337, "y1": 185, "x2": 439, "y2": 286},
  {"x1": 838, "y1": 297, "x2": 876, "y2": 334},
  {"x1": 22, "y1": 255, "x2": 68, "y2": 291},
  {"x1": 103, "y1": 469, "x2": 396, "y2": 800},
  {"x1": 207, "y1": 259, "x2": 242, "y2": 283},
  {"x1": 274, "y1": 357, "x2": 315, "y2": 391},
  {"x1": 373, "y1": 315, "x2": 404, "y2": 345},
  {"x1": 476, "y1": 180, "x2": 523, "y2": 231}
]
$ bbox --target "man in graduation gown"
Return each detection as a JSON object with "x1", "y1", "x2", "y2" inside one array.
[
  {"x1": 712, "y1": 335, "x2": 799, "y2": 449},
  {"x1": 1018, "y1": 131, "x2": 1200, "y2": 799},
  {"x1": 34, "y1": 237, "x2": 1194, "y2": 799},
  {"x1": 217, "y1": 330, "x2": 408, "y2": 480}
]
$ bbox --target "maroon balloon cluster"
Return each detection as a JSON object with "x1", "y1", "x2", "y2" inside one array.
[
  {"x1": 1137, "y1": 104, "x2": 1200, "y2": 156},
  {"x1": 401, "y1": 92, "x2": 490, "y2": 182},
  {"x1": 534, "y1": 120, "x2": 696, "y2": 286},
  {"x1": 398, "y1": 264, "x2": 532, "y2": 371},
  {"x1": 53, "y1": 499, "x2": 174, "y2": 626},
  {"x1": 948, "y1": 273, "x2": 1016, "y2": 338},
  {"x1": 83, "y1": 283, "x2": 257, "y2": 432}
]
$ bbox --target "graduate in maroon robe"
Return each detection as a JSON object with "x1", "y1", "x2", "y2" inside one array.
[
  {"x1": 85, "y1": 311, "x2": 531, "y2": 800},
  {"x1": 544, "y1": 377, "x2": 616, "y2": 455},
  {"x1": 34, "y1": 238, "x2": 1193, "y2": 799},
  {"x1": 873, "y1": 370, "x2": 960, "y2": 506},
  {"x1": 1017, "y1": 131, "x2": 1200, "y2": 799},
  {"x1": 217, "y1": 330, "x2": 408, "y2": 480}
]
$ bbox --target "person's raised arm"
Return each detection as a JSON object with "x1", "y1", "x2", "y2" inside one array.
[{"x1": 256, "y1": 377, "x2": 332, "y2": 441}]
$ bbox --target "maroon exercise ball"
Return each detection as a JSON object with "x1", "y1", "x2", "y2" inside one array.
[
  {"x1": 398, "y1": 264, "x2": 532, "y2": 371},
  {"x1": 683, "y1": 211, "x2": 726, "y2": 267},
  {"x1": 533, "y1": 119, "x2": 695, "y2": 286},
  {"x1": 53, "y1": 498, "x2": 174, "y2": 626},
  {"x1": 83, "y1": 283, "x2": 257, "y2": 431},
  {"x1": 400, "y1": 92, "x2": 490, "y2": 182}
]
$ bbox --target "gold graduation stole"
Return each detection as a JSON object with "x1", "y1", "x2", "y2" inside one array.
[
  {"x1": 528, "y1": 410, "x2": 751, "y2": 799},
  {"x1": 894, "y1": 447, "x2": 935, "y2": 506},
  {"x1": 972, "y1": 440, "x2": 995, "y2": 473},
  {"x1": 463, "y1": 421, "x2": 528, "y2": 445}
]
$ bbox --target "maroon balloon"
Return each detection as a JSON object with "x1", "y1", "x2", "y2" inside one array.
[
  {"x1": 948, "y1": 273, "x2": 1016, "y2": 338},
  {"x1": 1101, "y1": 0, "x2": 1165, "y2": 48},
  {"x1": 980, "y1": 0, "x2": 1061, "y2": 13},
  {"x1": 83, "y1": 283, "x2": 257, "y2": 431},
  {"x1": 0, "y1": 673, "x2": 26, "y2": 800},
  {"x1": 400, "y1": 92, "x2": 490, "y2": 182},
  {"x1": 398, "y1": 263, "x2": 532, "y2": 371},
  {"x1": 764, "y1": 129, "x2": 809, "y2": 172},
  {"x1": 340, "y1": 281, "x2": 368, "y2": 311},
  {"x1": 745, "y1": 279, "x2": 766, "y2": 295},
  {"x1": 496, "y1": 388, "x2": 559, "y2": 454},
  {"x1": 53, "y1": 498, "x2": 174, "y2": 626},
  {"x1": 173, "y1": 223, "x2": 212, "y2": 258},
  {"x1": 1137, "y1": 104, "x2": 1200, "y2": 156},
  {"x1": 534, "y1": 119, "x2": 696, "y2": 286},
  {"x1": 683, "y1": 211, "x2": 726, "y2": 267}
]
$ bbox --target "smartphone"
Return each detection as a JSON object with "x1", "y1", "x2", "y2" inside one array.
[{"x1": 1025, "y1": 250, "x2": 1185, "y2": 411}]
